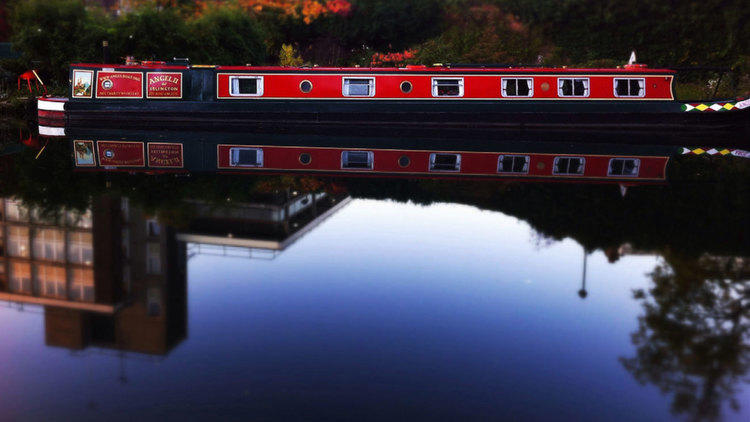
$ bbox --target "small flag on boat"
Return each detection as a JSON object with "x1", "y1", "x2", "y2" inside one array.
[
  {"x1": 627, "y1": 51, "x2": 637, "y2": 65},
  {"x1": 681, "y1": 147, "x2": 750, "y2": 158},
  {"x1": 682, "y1": 101, "x2": 738, "y2": 112}
]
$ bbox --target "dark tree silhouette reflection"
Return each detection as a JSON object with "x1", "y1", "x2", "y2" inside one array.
[{"x1": 621, "y1": 254, "x2": 750, "y2": 421}]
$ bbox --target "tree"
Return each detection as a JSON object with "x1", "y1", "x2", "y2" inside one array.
[
  {"x1": 188, "y1": 5, "x2": 268, "y2": 65},
  {"x1": 0, "y1": 2, "x2": 11, "y2": 42},
  {"x1": 415, "y1": 3, "x2": 549, "y2": 65},
  {"x1": 279, "y1": 43, "x2": 305, "y2": 66},
  {"x1": 501, "y1": 0, "x2": 749, "y2": 69},
  {"x1": 9, "y1": 0, "x2": 108, "y2": 85},
  {"x1": 621, "y1": 253, "x2": 750, "y2": 420},
  {"x1": 110, "y1": 5, "x2": 190, "y2": 61},
  {"x1": 336, "y1": 0, "x2": 443, "y2": 52}
]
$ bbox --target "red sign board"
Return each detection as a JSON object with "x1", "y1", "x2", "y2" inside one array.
[
  {"x1": 147, "y1": 72, "x2": 183, "y2": 99},
  {"x1": 97, "y1": 141, "x2": 145, "y2": 167},
  {"x1": 148, "y1": 143, "x2": 184, "y2": 167},
  {"x1": 96, "y1": 71, "x2": 143, "y2": 98}
]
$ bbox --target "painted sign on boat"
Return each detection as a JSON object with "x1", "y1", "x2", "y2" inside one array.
[
  {"x1": 96, "y1": 71, "x2": 143, "y2": 98},
  {"x1": 148, "y1": 142, "x2": 184, "y2": 167},
  {"x1": 97, "y1": 141, "x2": 145, "y2": 167},
  {"x1": 147, "y1": 72, "x2": 183, "y2": 99}
]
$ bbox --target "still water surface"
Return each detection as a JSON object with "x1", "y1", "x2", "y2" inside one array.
[{"x1": 0, "y1": 130, "x2": 748, "y2": 421}]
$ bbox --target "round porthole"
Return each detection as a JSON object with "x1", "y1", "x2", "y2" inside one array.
[
  {"x1": 537, "y1": 161, "x2": 546, "y2": 170},
  {"x1": 540, "y1": 82, "x2": 550, "y2": 92},
  {"x1": 398, "y1": 155, "x2": 411, "y2": 167},
  {"x1": 299, "y1": 153, "x2": 312, "y2": 165},
  {"x1": 400, "y1": 81, "x2": 413, "y2": 94},
  {"x1": 300, "y1": 80, "x2": 313, "y2": 93}
]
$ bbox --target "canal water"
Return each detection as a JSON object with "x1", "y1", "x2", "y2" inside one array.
[{"x1": 0, "y1": 126, "x2": 748, "y2": 421}]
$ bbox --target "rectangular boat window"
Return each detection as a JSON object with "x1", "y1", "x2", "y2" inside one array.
[
  {"x1": 497, "y1": 155, "x2": 530, "y2": 173},
  {"x1": 553, "y1": 156, "x2": 585, "y2": 175},
  {"x1": 614, "y1": 78, "x2": 645, "y2": 97},
  {"x1": 342, "y1": 78, "x2": 375, "y2": 97},
  {"x1": 608, "y1": 158, "x2": 640, "y2": 176},
  {"x1": 230, "y1": 147, "x2": 264, "y2": 167},
  {"x1": 429, "y1": 153, "x2": 461, "y2": 171},
  {"x1": 229, "y1": 76, "x2": 263, "y2": 96},
  {"x1": 558, "y1": 78, "x2": 589, "y2": 97},
  {"x1": 501, "y1": 78, "x2": 533, "y2": 97},
  {"x1": 341, "y1": 151, "x2": 374, "y2": 169},
  {"x1": 432, "y1": 78, "x2": 464, "y2": 97}
]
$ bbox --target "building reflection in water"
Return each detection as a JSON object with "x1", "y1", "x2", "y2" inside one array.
[
  {"x1": 0, "y1": 195, "x2": 186, "y2": 355},
  {"x1": 180, "y1": 189, "x2": 351, "y2": 260},
  {"x1": 0, "y1": 188, "x2": 350, "y2": 356}
]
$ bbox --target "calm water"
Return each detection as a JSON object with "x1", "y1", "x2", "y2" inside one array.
[{"x1": 0, "y1": 126, "x2": 749, "y2": 421}]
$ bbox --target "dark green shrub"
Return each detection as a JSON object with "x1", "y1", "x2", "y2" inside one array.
[
  {"x1": 188, "y1": 7, "x2": 268, "y2": 65},
  {"x1": 10, "y1": 0, "x2": 108, "y2": 85},
  {"x1": 110, "y1": 6, "x2": 190, "y2": 61}
]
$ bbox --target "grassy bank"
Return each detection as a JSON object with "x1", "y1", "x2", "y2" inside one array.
[{"x1": 0, "y1": 89, "x2": 38, "y2": 118}]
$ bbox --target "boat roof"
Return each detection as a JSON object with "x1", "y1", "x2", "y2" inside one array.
[{"x1": 71, "y1": 63, "x2": 676, "y2": 74}]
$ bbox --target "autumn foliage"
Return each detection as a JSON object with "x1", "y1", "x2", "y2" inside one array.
[
  {"x1": 370, "y1": 49, "x2": 417, "y2": 67},
  {"x1": 198, "y1": 0, "x2": 353, "y2": 24},
  {"x1": 415, "y1": 4, "x2": 549, "y2": 65},
  {"x1": 4, "y1": 0, "x2": 748, "y2": 92}
]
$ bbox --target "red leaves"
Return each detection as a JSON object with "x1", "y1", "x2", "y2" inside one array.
[{"x1": 370, "y1": 49, "x2": 418, "y2": 67}]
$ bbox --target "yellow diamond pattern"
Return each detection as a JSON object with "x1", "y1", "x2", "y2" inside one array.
[
  {"x1": 720, "y1": 149, "x2": 731, "y2": 155},
  {"x1": 695, "y1": 104, "x2": 709, "y2": 111},
  {"x1": 692, "y1": 148, "x2": 706, "y2": 154},
  {"x1": 723, "y1": 103, "x2": 734, "y2": 110}
]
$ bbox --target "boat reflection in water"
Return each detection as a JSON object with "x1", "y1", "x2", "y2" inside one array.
[
  {"x1": 59, "y1": 127, "x2": 679, "y2": 184},
  {"x1": 1, "y1": 126, "x2": 749, "y2": 420}
]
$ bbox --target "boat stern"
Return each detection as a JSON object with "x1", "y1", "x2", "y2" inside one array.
[{"x1": 37, "y1": 97, "x2": 67, "y2": 129}]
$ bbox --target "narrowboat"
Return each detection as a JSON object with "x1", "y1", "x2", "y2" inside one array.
[
  {"x1": 63, "y1": 128, "x2": 677, "y2": 184},
  {"x1": 38, "y1": 56, "x2": 749, "y2": 146}
]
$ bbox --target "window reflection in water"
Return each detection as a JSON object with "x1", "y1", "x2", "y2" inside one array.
[
  {"x1": 67, "y1": 232, "x2": 93, "y2": 265},
  {"x1": 147, "y1": 242, "x2": 162, "y2": 274},
  {"x1": 7, "y1": 226, "x2": 30, "y2": 258},
  {"x1": 69, "y1": 268, "x2": 94, "y2": 302},
  {"x1": 34, "y1": 264, "x2": 66, "y2": 298},
  {"x1": 5, "y1": 199, "x2": 29, "y2": 222},
  {"x1": 33, "y1": 228, "x2": 65, "y2": 262},
  {"x1": 9, "y1": 261, "x2": 32, "y2": 293},
  {"x1": 66, "y1": 209, "x2": 92, "y2": 229}
]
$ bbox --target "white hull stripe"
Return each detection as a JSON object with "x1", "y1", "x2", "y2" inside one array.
[
  {"x1": 37, "y1": 99, "x2": 66, "y2": 111},
  {"x1": 38, "y1": 126, "x2": 66, "y2": 136}
]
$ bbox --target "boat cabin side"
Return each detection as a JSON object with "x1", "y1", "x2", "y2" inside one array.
[{"x1": 68, "y1": 63, "x2": 676, "y2": 102}]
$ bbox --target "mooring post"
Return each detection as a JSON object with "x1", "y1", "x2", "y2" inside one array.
[{"x1": 102, "y1": 40, "x2": 110, "y2": 63}]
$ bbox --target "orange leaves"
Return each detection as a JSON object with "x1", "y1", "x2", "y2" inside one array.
[
  {"x1": 236, "y1": 0, "x2": 351, "y2": 24},
  {"x1": 300, "y1": 1, "x2": 326, "y2": 24},
  {"x1": 113, "y1": 0, "x2": 352, "y2": 24}
]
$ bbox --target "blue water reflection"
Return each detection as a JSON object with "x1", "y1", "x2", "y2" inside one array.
[{"x1": 2, "y1": 196, "x2": 747, "y2": 421}]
